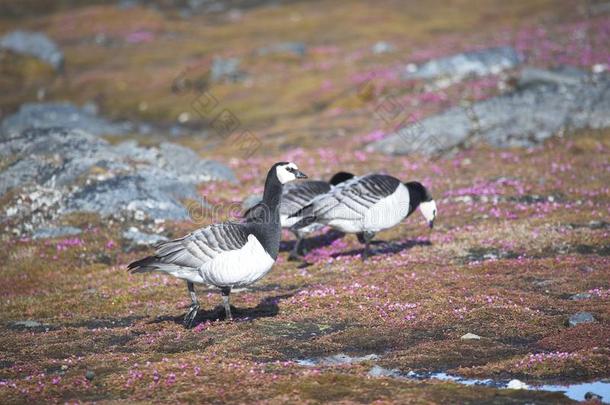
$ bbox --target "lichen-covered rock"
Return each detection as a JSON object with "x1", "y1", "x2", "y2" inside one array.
[
  {"x1": 32, "y1": 226, "x2": 82, "y2": 239},
  {"x1": 0, "y1": 102, "x2": 132, "y2": 138},
  {"x1": 210, "y1": 57, "x2": 243, "y2": 82},
  {"x1": 158, "y1": 142, "x2": 237, "y2": 183},
  {"x1": 568, "y1": 312, "x2": 597, "y2": 327},
  {"x1": 403, "y1": 46, "x2": 522, "y2": 82},
  {"x1": 0, "y1": 127, "x2": 234, "y2": 234},
  {"x1": 122, "y1": 227, "x2": 169, "y2": 247},
  {"x1": 371, "y1": 69, "x2": 610, "y2": 155},
  {"x1": 0, "y1": 30, "x2": 64, "y2": 70},
  {"x1": 258, "y1": 42, "x2": 307, "y2": 57},
  {"x1": 64, "y1": 168, "x2": 198, "y2": 220}
]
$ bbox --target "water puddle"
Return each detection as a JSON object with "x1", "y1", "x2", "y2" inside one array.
[
  {"x1": 296, "y1": 354, "x2": 609, "y2": 403},
  {"x1": 296, "y1": 353, "x2": 379, "y2": 367}
]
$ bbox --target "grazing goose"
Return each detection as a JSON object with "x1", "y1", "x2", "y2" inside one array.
[
  {"x1": 128, "y1": 162, "x2": 307, "y2": 328},
  {"x1": 291, "y1": 174, "x2": 436, "y2": 259},
  {"x1": 245, "y1": 171, "x2": 354, "y2": 259}
]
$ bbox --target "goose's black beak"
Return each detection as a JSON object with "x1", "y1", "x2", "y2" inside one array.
[
  {"x1": 428, "y1": 219, "x2": 434, "y2": 229},
  {"x1": 295, "y1": 170, "x2": 308, "y2": 179}
]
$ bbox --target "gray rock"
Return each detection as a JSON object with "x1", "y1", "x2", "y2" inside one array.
[
  {"x1": 32, "y1": 226, "x2": 82, "y2": 239},
  {"x1": 460, "y1": 333, "x2": 481, "y2": 340},
  {"x1": 368, "y1": 365, "x2": 401, "y2": 378},
  {"x1": 122, "y1": 227, "x2": 168, "y2": 247},
  {"x1": 158, "y1": 142, "x2": 237, "y2": 183},
  {"x1": 85, "y1": 370, "x2": 95, "y2": 381},
  {"x1": 372, "y1": 41, "x2": 394, "y2": 54},
  {"x1": 64, "y1": 168, "x2": 198, "y2": 220},
  {"x1": 570, "y1": 293, "x2": 593, "y2": 301},
  {"x1": 11, "y1": 320, "x2": 55, "y2": 332},
  {"x1": 1, "y1": 102, "x2": 132, "y2": 139},
  {"x1": 371, "y1": 69, "x2": 610, "y2": 155},
  {"x1": 0, "y1": 127, "x2": 120, "y2": 195},
  {"x1": 518, "y1": 66, "x2": 588, "y2": 87},
  {"x1": 403, "y1": 46, "x2": 522, "y2": 81},
  {"x1": 210, "y1": 57, "x2": 243, "y2": 82},
  {"x1": 584, "y1": 392, "x2": 603, "y2": 401},
  {"x1": 258, "y1": 42, "x2": 307, "y2": 57},
  {"x1": 0, "y1": 127, "x2": 233, "y2": 233},
  {"x1": 13, "y1": 320, "x2": 42, "y2": 328},
  {"x1": 568, "y1": 312, "x2": 596, "y2": 327},
  {"x1": 0, "y1": 30, "x2": 64, "y2": 70}
]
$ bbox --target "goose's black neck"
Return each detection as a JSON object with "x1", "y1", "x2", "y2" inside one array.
[
  {"x1": 262, "y1": 169, "x2": 283, "y2": 212},
  {"x1": 249, "y1": 166, "x2": 284, "y2": 259},
  {"x1": 405, "y1": 182, "x2": 428, "y2": 216}
]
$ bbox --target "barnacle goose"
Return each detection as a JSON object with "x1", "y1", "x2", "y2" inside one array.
[
  {"x1": 291, "y1": 174, "x2": 436, "y2": 259},
  {"x1": 244, "y1": 171, "x2": 354, "y2": 260},
  {"x1": 128, "y1": 162, "x2": 307, "y2": 328}
]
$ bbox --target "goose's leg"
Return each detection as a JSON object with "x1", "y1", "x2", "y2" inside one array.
[
  {"x1": 221, "y1": 286, "x2": 233, "y2": 321},
  {"x1": 289, "y1": 231, "x2": 304, "y2": 261},
  {"x1": 183, "y1": 282, "x2": 200, "y2": 329},
  {"x1": 362, "y1": 231, "x2": 375, "y2": 261}
]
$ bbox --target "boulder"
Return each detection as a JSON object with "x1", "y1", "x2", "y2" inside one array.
[
  {"x1": 371, "y1": 68, "x2": 610, "y2": 155},
  {"x1": 258, "y1": 42, "x2": 307, "y2": 57},
  {"x1": 0, "y1": 127, "x2": 235, "y2": 235},
  {"x1": 0, "y1": 30, "x2": 64, "y2": 70},
  {"x1": 1, "y1": 102, "x2": 132, "y2": 138},
  {"x1": 403, "y1": 46, "x2": 522, "y2": 82}
]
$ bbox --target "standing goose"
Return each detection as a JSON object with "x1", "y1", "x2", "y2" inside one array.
[
  {"x1": 245, "y1": 171, "x2": 354, "y2": 259},
  {"x1": 291, "y1": 174, "x2": 436, "y2": 260},
  {"x1": 128, "y1": 162, "x2": 307, "y2": 328}
]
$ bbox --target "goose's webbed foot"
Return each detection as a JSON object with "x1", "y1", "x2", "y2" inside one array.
[{"x1": 183, "y1": 303, "x2": 200, "y2": 329}]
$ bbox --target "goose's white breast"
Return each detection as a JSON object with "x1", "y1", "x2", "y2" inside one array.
[
  {"x1": 200, "y1": 234, "x2": 275, "y2": 287},
  {"x1": 363, "y1": 183, "x2": 410, "y2": 231}
]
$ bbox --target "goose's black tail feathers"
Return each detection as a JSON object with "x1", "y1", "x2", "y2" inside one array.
[{"x1": 127, "y1": 255, "x2": 159, "y2": 273}]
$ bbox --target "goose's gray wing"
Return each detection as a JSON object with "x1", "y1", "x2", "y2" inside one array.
[
  {"x1": 128, "y1": 222, "x2": 250, "y2": 274},
  {"x1": 280, "y1": 180, "x2": 331, "y2": 216},
  {"x1": 309, "y1": 174, "x2": 400, "y2": 220}
]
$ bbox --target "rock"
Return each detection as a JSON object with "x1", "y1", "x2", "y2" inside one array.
[
  {"x1": 507, "y1": 379, "x2": 529, "y2": 390},
  {"x1": 0, "y1": 30, "x2": 64, "y2": 70},
  {"x1": 518, "y1": 66, "x2": 586, "y2": 87},
  {"x1": 460, "y1": 333, "x2": 481, "y2": 340},
  {"x1": 64, "y1": 168, "x2": 199, "y2": 220},
  {"x1": 372, "y1": 41, "x2": 394, "y2": 54},
  {"x1": 585, "y1": 391, "x2": 603, "y2": 401},
  {"x1": 32, "y1": 226, "x2": 82, "y2": 239},
  {"x1": 368, "y1": 365, "x2": 401, "y2": 378},
  {"x1": 122, "y1": 227, "x2": 168, "y2": 247},
  {"x1": 403, "y1": 46, "x2": 521, "y2": 82},
  {"x1": 1, "y1": 102, "x2": 132, "y2": 139},
  {"x1": 371, "y1": 69, "x2": 610, "y2": 155},
  {"x1": 11, "y1": 320, "x2": 55, "y2": 332},
  {"x1": 258, "y1": 42, "x2": 307, "y2": 57},
  {"x1": 0, "y1": 127, "x2": 234, "y2": 234},
  {"x1": 568, "y1": 312, "x2": 596, "y2": 327},
  {"x1": 570, "y1": 293, "x2": 593, "y2": 301},
  {"x1": 158, "y1": 142, "x2": 237, "y2": 183},
  {"x1": 13, "y1": 320, "x2": 42, "y2": 328},
  {"x1": 210, "y1": 57, "x2": 243, "y2": 82},
  {"x1": 85, "y1": 370, "x2": 95, "y2": 381}
]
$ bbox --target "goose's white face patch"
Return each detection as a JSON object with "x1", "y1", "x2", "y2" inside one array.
[
  {"x1": 420, "y1": 200, "x2": 437, "y2": 226},
  {"x1": 276, "y1": 162, "x2": 300, "y2": 184}
]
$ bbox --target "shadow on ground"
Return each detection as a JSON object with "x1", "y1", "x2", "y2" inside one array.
[{"x1": 148, "y1": 293, "x2": 294, "y2": 326}]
